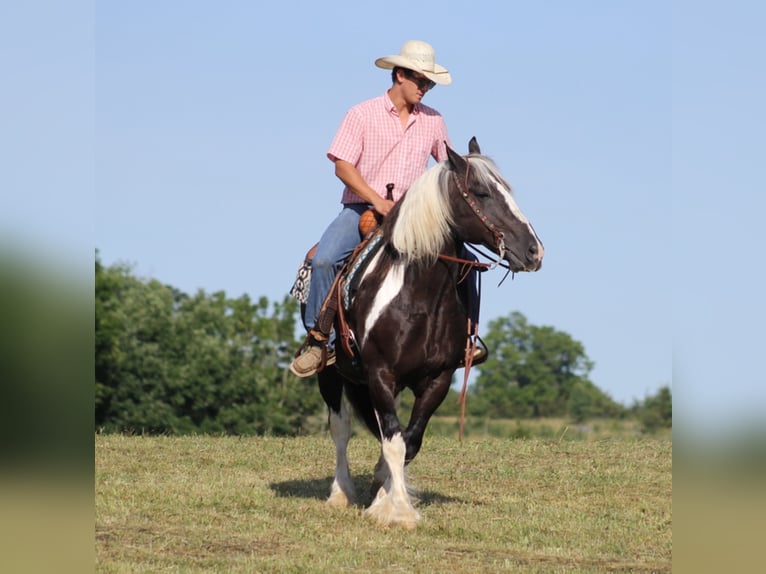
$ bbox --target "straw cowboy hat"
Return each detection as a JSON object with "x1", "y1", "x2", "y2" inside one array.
[{"x1": 375, "y1": 40, "x2": 452, "y2": 85}]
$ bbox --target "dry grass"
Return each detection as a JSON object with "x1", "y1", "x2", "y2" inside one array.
[{"x1": 96, "y1": 431, "x2": 671, "y2": 573}]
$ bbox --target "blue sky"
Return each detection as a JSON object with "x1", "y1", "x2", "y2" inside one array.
[{"x1": 2, "y1": 1, "x2": 763, "y2": 428}]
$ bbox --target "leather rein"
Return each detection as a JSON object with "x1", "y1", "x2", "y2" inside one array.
[{"x1": 441, "y1": 161, "x2": 514, "y2": 440}]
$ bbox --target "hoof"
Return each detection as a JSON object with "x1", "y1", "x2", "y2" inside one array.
[
  {"x1": 363, "y1": 487, "x2": 421, "y2": 529},
  {"x1": 396, "y1": 518, "x2": 419, "y2": 531},
  {"x1": 364, "y1": 506, "x2": 421, "y2": 529},
  {"x1": 326, "y1": 491, "x2": 353, "y2": 508},
  {"x1": 326, "y1": 480, "x2": 355, "y2": 508}
]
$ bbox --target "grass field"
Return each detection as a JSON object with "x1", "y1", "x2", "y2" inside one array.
[{"x1": 96, "y1": 428, "x2": 671, "y2": 573}]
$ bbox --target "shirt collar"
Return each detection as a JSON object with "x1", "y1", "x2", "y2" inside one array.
[{"x1": 384, "y1": 91, "x2": 421, "y2": 116}]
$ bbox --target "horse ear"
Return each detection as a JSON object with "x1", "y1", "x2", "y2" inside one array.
[
  {"x1": 468, "y1": 137, "x2": 481, "y2": 155},
  {"x1": 446, "y1": 141, "x2": 467, "y2": 175}
]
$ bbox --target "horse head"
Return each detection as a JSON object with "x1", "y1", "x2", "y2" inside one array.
[{"x1": 446, "y1": 137, "x2": 544, "y2": 272}]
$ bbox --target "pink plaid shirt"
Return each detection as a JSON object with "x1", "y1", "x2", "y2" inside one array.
[{"x1": 327, "y1": 92, "x2": 451, "y2": 204}]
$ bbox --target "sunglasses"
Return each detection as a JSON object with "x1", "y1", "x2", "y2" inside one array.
[{"x1": 402, "y1": 68, "x2": 436, "y2": 92}]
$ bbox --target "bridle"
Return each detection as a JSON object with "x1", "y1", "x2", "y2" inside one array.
[
  {"x1": 437, "y1": 160, "x2": 515, "y2": 287},
  {"x1": 450, "y1": 161, "x2": 508, "y2": 270}
]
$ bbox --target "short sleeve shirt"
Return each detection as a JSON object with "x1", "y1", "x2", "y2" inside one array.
[{"x1": 327, "y1": 92, "x2": 451, "y2": 204}]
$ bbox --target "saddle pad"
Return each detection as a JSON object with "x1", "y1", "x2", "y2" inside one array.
[
  {"x1": 342, "y1": 231, "x2": 385, "y2": 310},
  {"x1": 289, "y1": 243, "x2": 319, "y2": 304},
  {"x1": 289, "y1": 258, "x2": 312, "y2": 304},
  {"x1": 288, "y1": 233, "x2": 384, "y2": 308}
]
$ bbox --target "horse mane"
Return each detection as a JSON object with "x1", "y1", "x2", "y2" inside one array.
[
  {"x1": 390, "y1": 155, "x2": 509, "y2": 264},
  {"x1": 390, "y1": 163, "x2": 453, "y2": 263}
]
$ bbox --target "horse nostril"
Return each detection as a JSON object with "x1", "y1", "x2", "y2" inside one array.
[{"x1": 527, "y1": 241, "x2": 543, "y2": 264}]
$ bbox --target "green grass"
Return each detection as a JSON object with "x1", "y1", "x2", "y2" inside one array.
[
  {"x1": 96, "y1": 430, "x2": 671, "y2": 573},
  {"x1": 423, "y1": 415, "x2": 648, "y2": 440}
]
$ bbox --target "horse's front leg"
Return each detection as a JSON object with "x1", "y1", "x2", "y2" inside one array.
[
  {"x1": 403, "y1": 371, "x2": 454, "y2": 464},
  {"x1": 318, "y1": 369, "x2": 356, "y2": 507},
  {"x1": 363, "y1": 372, "x2": 421, "y2": 529},
  {"x1": 368, "y1": 371, "x2": 448, "y2": 496}
]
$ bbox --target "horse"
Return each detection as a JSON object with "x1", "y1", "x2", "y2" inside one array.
[{"x1": 314, "y1": 137, "x2": 544, "y2": 529}]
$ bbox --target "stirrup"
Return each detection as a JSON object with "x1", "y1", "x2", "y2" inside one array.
[
  {"x1": 471, "y1": 337, "x2": 489, "y2": 365},
  {"x1": 295, "y1": 329, "x2": 329, "y2": 356},
  {"x1": 293, "y1": 330, "x2": 335, "y2": 375},
  {"x1": 460, "y1": 336, "x2": 488, "y2": 367}
]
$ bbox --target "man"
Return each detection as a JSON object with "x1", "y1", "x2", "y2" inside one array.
[{"x1": 290, "y1": 40, "x2": 459, "y2": 377}]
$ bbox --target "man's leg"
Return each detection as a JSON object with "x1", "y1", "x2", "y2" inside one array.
[{"x1": 292, "y1": 205, "x2": 365, "y2": 377}]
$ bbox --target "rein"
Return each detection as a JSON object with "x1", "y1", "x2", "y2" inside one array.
[
  {"x1": 448, "y1": 159, "x2": 515, "y2": 439},
  {"x1": 436, "y1": 253, "x2": 489, "y2": 285}
]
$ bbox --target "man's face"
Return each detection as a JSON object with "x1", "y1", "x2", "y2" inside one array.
[{"x1": 399, "y1": 68, "x2": 436, "y2": 104}]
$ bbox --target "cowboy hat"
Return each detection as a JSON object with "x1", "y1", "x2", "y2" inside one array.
[{"x1": 375, "y1": 40, "x2": 452, "y2": 86}]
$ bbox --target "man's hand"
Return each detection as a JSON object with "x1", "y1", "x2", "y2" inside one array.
[
  {"x1": 373, "y1": 197, "x2": 395, "y2": 217},
  {"x1": 335, "y1": 160, "x2": 392, "y2": 212}
]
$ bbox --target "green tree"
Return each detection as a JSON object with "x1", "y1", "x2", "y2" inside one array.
[
  {"x1": 95, "y1": 261, "x2": 183, "y2": 433},
  {"x1": 95, "y1": 256, "x2": 141, "y2": 426},
  {"x1": 633, "y1": 385, "x2": 672, "y2": 433},
  {"x1": 470, "y1": 311, "x2": 621, "y2": 419},
  {"x1": 568, "y1": 380, "x2": 596, "y2": 423},
  {"x1": 95, "y1": 254, "x2": 323, "y2": 435}
]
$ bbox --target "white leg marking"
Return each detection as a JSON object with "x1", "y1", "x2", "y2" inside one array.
[
  {"x1": 370, "y1": 411, "x2": 389, "y2": 495},
  {"x1": 327, "y1": 401, "x2": 356, "y2": 507},
  {"x1": 363, "y1": 432, "x2": 421, "y2": 529},
  {"x1": 371, "y1": 454, "x2": 390, "y2": 496}
]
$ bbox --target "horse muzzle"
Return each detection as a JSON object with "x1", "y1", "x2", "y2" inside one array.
[{"x1": 504, "y1": 238, "x2": 544, "y2": 272}]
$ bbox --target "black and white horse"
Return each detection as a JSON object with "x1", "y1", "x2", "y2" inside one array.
[{"x1": 317, "y1": 138, "x2": 544, "y2": 528}]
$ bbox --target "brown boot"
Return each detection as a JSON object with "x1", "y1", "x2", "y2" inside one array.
[{"x1": 290, "y1": 345, "x2": 336, "y2": 378}]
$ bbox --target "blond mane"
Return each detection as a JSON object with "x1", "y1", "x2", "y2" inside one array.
[
  {"x1": 390, "y1": 162, "x2": 454, "y2": 263},
  {"x1": 391, "y1": 156, "x2": 511, "y2": 263}
]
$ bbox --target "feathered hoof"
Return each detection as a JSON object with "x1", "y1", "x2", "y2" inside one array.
[
  {"x1": 326, "y1": 492, "x2": 352, "y2": 508},
  {"x1": 363, "y1": 488, "x2": 421, "y2": 529},
  {"x1": 326, "y1": 482, "x2": 356, "y2": 508},
  {"x1": 364, "y1": 506, "x2": 421, "y2": 530}
]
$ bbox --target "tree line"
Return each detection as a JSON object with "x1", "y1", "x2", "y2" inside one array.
[{"x1": 95, "y1": 254, "x2": 671, "y2": 435}]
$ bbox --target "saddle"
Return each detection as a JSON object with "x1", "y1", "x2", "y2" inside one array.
[
  {"x1": 289, "y1": 227, "x2": 385, "y2": 368},
  {"x1": 288, "y1": 209, "x2": 384, "y2": 307},
  {"x1": 289, "y1": 184, "x2": 394, "y2": 358}
]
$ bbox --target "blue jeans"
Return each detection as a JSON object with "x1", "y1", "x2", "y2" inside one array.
[{"x1": 303, "y1": 204, "x2": 370, "y2": 336}]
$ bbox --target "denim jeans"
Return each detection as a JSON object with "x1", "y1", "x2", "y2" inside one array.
[{"x1": 303, "y1": 204, "x2": 370, "y2": 336}]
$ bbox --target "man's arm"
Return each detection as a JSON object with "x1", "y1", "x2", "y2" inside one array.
[{"x1": 334, "y1": 159, "x2": 394, "y2": 216}]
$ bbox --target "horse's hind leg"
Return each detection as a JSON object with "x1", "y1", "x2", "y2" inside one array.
[
  {"x1": 318, "y1": 368, "x2": 356, "y2": 507},
  {"x1": 341, "y1": 381, "x2": 388, "y2": 496},
  {"x1": 327, "y1": 400, "x2": 356, "y2": 507}
]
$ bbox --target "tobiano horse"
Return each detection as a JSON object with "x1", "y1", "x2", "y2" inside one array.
[{"x1": 314, "y1": 138, "x2": 544, "y2": 528}]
